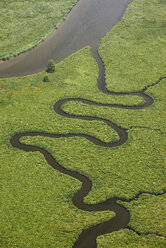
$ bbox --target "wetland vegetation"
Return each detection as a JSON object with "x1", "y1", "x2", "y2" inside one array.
[
  {"x1": 0, "y1": 0, "x2": 77, "y2": 60},
  {"x1": 0, "y1": 0, "x2": 165, "y2": 247}
]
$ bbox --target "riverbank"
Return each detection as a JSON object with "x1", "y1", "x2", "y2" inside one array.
[
  {"x1": 0, "y1": 0, "x2": 77, "y2": 60},
  {"x1": 0, "y1": 0, "x2": 130, "y2": 78}
]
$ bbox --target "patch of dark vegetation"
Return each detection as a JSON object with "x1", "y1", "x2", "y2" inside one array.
[
  {"x1": 43, "y1": 76, "x2": 49, "y2": 82},
  {"x1": 46, "y1": 60, "x2": 55, "y2": 73}
]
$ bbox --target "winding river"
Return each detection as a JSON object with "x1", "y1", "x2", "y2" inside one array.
[{"x1": 1, "y1": 0, "x2": 166, "y2": 247}]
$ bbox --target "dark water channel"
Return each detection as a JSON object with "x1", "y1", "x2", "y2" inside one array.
[
  {"x1": 4, "y1": 0, "x2": 166, "y2": 247},
  {"x1": 0, "y1": 0, "x2": 130, "y2": 78},
  {"x1": 3, "y1": 0, "x2": 159, "y2": 247}
]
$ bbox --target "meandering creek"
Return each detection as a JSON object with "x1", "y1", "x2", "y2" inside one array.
[{"x1": 1, "y1": 0, "x2": 165, "y2": 247}]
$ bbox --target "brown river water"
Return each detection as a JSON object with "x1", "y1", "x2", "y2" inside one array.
[{"x1": 0, "y1": 0, "x2": 130, "y2": 77}]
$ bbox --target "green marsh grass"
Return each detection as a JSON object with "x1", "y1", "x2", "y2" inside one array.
[
  {"x1": 97, "y1": 194, "x2": 166, "y2": 247},
  {"x1": 0, "y1": 0, "x2": 166, "y2": 246},
  {"x1": 97, "y1": 229, "x2": 166, "y2": 248},
  {"x1": 0, "y1": 0, "x2": 77, "y2": 60},
  {"x1": 120, "y1": 193, "x2": 166, "y2": 236},
  {"x1": 22, "y1": 128, "x2": 166, "y2": 203},
  {"x1": 99, "y1": 0, "x2": 166, "y2": 92},
  {"x1": 0, "y1": 48, "x2": 115, "y2": 248}
]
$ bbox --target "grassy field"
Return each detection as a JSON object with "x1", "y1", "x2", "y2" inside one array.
[
  {"x1": 0, "y1": 0, "x2": 77, "y2": 60},
  {"x1": 97, "y1": 193, "x2": 166, "y2": 247},
  {"x1": 99, "y1": 0, "x2": 166, "y2": 92},
  {"x1": 121, "y1": 193, "x2": 166, "y2": 236},
  {"x1": 0, "y1": 48, "x2": 116, "y2": 248},
  {"x1": 0, "y1": 0, "x2": 166, "y2": 247},
  {"x1": 97, "y1": 229, "x2": 166, "y2": 248}
]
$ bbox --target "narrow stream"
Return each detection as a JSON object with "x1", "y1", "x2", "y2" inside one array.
[
  {"x1": 1, "y1": 0, "x2": 165, "y2": 247},
  {"x1": 10, "y1": 51, "x2": 165, "y2": 247}
]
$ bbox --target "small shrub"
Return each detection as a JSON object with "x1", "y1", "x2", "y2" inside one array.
[
  {"x1": 43, "y1": 76, "x2": 49, "y2": 82},
  {"x1": 46, "y1": 60, "x2": 55, "y2": 73}
]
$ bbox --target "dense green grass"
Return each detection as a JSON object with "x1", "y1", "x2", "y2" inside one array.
[
  {"x1": 97, "y1": 194, "x2": 166, "y2": 247},
  {"x1": 22, "y1": 126, "x2": 166, "y2": 203},
  {"x1": 97, "y1": 229, "x2": 166, "y2": 248},
  {"x1": 0, "y1": 48, "x2": 115, "y2": 248},
  {"x1": 0, "y1": 0, "x2": 166, "y2": 247},
  {"x1": 0, "y1": 0, "x2": 77, "y2": 60},
  {"x1": 120, "y1": 193, "x2": 166, "y2": 236},
  {"x1": 96, "y1": 0, "x2": 166, "y2": 246},
  {"x1": 63, "y1": 78, "x2": 166, "y2": 134},
  {"x1": 99, "y1": 0, "x2": 166, "y2": 92}
]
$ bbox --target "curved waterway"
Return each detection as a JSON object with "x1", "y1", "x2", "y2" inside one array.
[
  {"x1": 2, "y1": 0, "x2": 165, "y2": 247},
  {"x1": 0, "y1": 0, "x2": 131, "y2": 78},
  {"x1": 10, "y1": 70, "x2": 165, "y2": 247}
]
